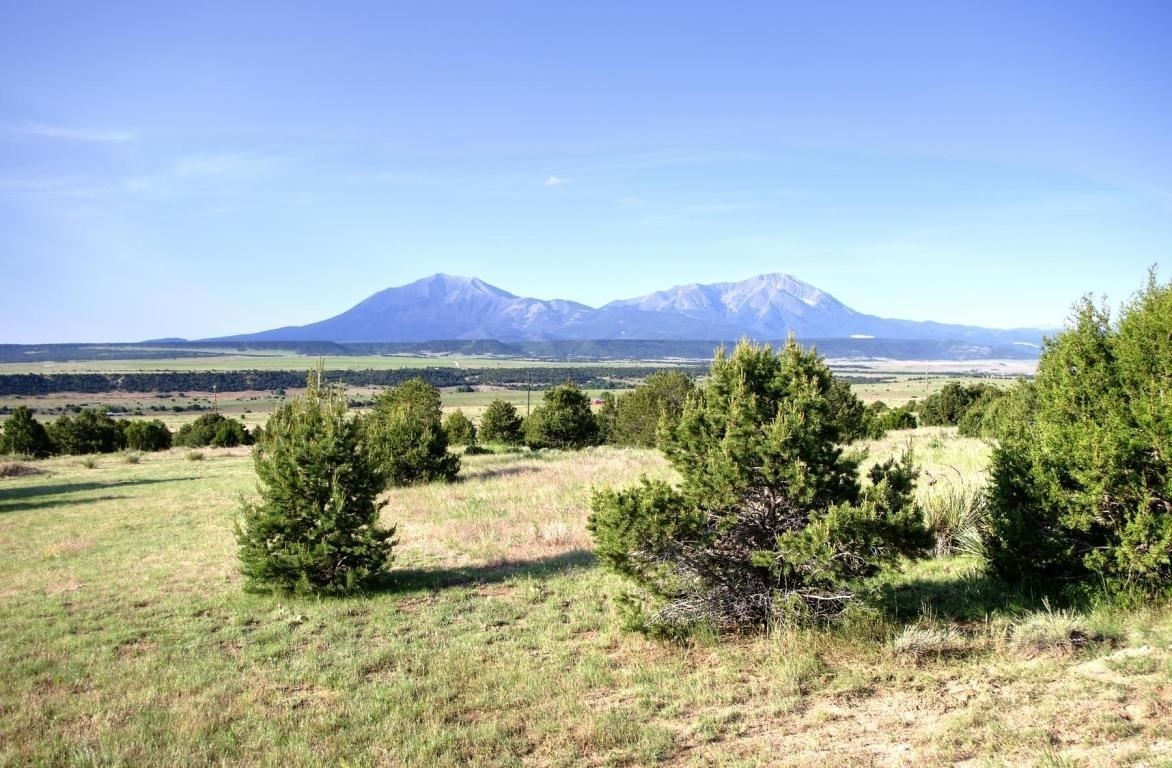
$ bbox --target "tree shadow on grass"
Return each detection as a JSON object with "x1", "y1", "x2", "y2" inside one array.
[
  {"x1": 873, "y1": 558, "x2": 1086, "y2": 624},
  {"x1": 458, "y1": 464, "x2": 543, "y2": 483},
  {"x1": 0, "y1": 477, "x2": 199, "y2": 513},
  {"x1": 382, "y1": 548, "x2": 597, "y2": 592},
  {"x1": 0, "y1": 494, "x2": 131, "y2": 514}
]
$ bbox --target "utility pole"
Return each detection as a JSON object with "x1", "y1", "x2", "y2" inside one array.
[
  {"x1": 213, "y1": 383, "x2": 218, "y2": 413},
  {"x1": 526, "y1": 370, "x2": 531, "y2": 417}
]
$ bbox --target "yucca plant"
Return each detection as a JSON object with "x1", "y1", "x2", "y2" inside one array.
[{"x1": 920, "y1": 482, "x2": 988, "y2": 557}]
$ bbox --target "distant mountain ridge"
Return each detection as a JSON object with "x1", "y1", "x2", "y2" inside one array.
[{"x1": 220, "y1": 273, "x2": 1046, "y2": 349}]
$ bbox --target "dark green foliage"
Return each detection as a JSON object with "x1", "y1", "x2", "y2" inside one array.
[
  {"x1": 123, "y1": 419, "x2": 173, "y2": 452},
  {"x1": 862, "y1": 401, "x2": 917, "y2": 438},
  {"x1": 610, "y1": 370, "x2": 695, "y2": 448},
  {"x1": 588, "y1": 340, "x2": 930, "y2": 631},
  {"x1": 46, "y1": 409, "x2": 126, "y2": 455},
  {"x1": 1, "y1": 407, "x2": 53, "y2": 457},
  {"x1": 917, "y1": 382, "x2": 1003, "y2": 427},
  {"x1": 986, "y1": 273, "x2": 1172, "y2": 592},
  {"x1": 366, "y1": 378, "x2": 460, "y2": 486},
  {"x1": 0, "y1": 364, "x2": 709, "y2": 397},
  {"x1": 478, "y1": 399, "x2": 524, "y2": 444},
  {"x1": 237, "y1": 369, "x2": 394, "y2": 595},
  {"x1": 174, "y1": 413, "x2": 251, "y2": 448},
  {"x1": 826, "y1": 376, "x2": 870, "y2": 442},
  {"x1": 523, "y1": 382, "x2": 600, "y2": 450},
  {"x1": 957, "y1": 388, "x2": 1006, "y2": 438},
  {"x1": 595, "y1": 392, "x2": 618, "y2": 444},
  {"x1": 977, "y1": 381, "x2": 1037, "y2": 442},
  {"x1": 442, "y1": 409, "x2": 477, "y2": 446}
]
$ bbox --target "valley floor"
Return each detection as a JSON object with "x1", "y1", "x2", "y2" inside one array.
[{"x1": 1, "y1": 431, "x2": 1169, "y2": 767}]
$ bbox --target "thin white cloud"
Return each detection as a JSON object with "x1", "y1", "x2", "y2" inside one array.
[
  {"x1": 544, "y1": 175, "x2": 568, "y2": 187},
  {"x1": 124, "y1": 151, "x2": 290, "y2": 194},
  {"x1": 1, "y1": 121, "x2": 136, "y2": 143}
]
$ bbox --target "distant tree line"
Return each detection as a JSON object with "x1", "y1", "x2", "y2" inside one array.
[
  {"x1": 0, "y1": 408, "x2": 269, "y2": 457},
  {"x1": 0, "y1": 366, "x2": 711, "y2": 396}
]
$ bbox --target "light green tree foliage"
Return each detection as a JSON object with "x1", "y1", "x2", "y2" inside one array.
[
  {"x1": 442, "y1": 408, "x2": 477, "y2": 446},
  {"x1": 589, "y1": 340, "x2": 929, "y2": 632},
  {"x1": 478, "y1": 399, "x2": 524, "y2": 444},
  {"x1": 986, "y1": 272, "x2": 1172, "y2": 591},
  {"x1": 366, "y1": 378, "x2": 460, "y2": 486},
  {"x1": 610, "y1": 370, "x2": 695, "y2": 448},
  {"x1": 523, "y1": 382, "x2": 599, "y2": 450},
  {"x1": 237, "y1": 368, "x2": 394, "y2": 594}
]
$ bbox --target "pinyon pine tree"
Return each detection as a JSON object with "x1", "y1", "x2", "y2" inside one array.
[
  {"x1": 1, "y1": 407, "x2": 54, "y2": 457},
  {"x1": 479, "y1": 398, "x2": 524, "y2": 444},
  {"x1": 237, "y1": 367, "x2": 394, "y2": 594},
  {"x1": 523, "y1": 382, "x2": 599, "y2": 449},
  {"x1": 443, "y1": 408, "x2": 477, "y2": 446},
  {"x1": 366, "y1": 378, "x2": 460, "y2": 486},
  {"x1": 588, "y1": 340, "x2": 929, "y2": 632}
]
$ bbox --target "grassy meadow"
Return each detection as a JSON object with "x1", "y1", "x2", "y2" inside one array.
[{"x1": 2, "y1": 428, "x2": 1169, "y2": 767}]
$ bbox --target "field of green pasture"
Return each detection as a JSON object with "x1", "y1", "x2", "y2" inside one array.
[{"x1": 1, "y1": 429, "x2": 1168, "y2": 766}]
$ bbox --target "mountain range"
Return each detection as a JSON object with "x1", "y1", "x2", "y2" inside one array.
[{"x1": 221, "y1": 273, "x2": 1045, "y2": 349}]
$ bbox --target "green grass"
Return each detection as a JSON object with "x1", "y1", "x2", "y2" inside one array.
[{"x1": 1, "y1": 434, "x2": 1168, "y2": 766}]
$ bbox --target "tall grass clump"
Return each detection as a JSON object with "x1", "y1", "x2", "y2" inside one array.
[
  {"x1": 921, "y1": 482, "x2": 988, "y2": 557},
  {"x1": 1009, "y1": 600, "x2": 1101, "y2": 656}
]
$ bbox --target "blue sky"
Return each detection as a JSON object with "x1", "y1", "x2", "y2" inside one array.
[{"x1": 1, "y1": 0, "x2": 1170, "y2": 342}]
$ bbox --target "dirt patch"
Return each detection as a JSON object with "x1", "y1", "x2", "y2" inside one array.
[{"x1": 117, "y1": 640, "x2": 158, "y2": 658}]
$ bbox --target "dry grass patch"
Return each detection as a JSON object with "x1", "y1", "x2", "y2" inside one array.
[
  {"x1": 384, "y1": 447, "x2": 675, "y2": 568},
  {"x1": 0, "y1": 461, "x2": 48, "y2": 478}
]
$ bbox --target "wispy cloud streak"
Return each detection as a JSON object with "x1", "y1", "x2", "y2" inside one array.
[{"x1": 1, "y1": 121, "x2": 136, "y2": 143}]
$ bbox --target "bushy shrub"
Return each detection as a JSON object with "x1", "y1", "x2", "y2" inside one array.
[
  {"x1": 976, "y1": 381, "x2": 1037, "y2": 442},
  {"x1": 862, "y1": 401, "x2": 917, "y2": 438},
  {"x1": 609, "y1": 370, "x2": 695, "y2": 448},
  {"x1": 1, "y1": 407, "x2": 53, "y2": 457},
  {"x1": 47, "y1": 409, "x2": 126, "y2": 455},
  {"x1": 588, "y1": 340, "x2": 930, "y2": 632},
  {"x1": 957, "y1": 388, "x2": 1006, "y2": 438},
  {"x1": 595, "y1": 392, "x2": 618, "y2": 444},
  {"x1": 443, "y1": 409, "x2": 477, "y2": 446},
  {"x1": 479, "y1": 399, "x2": 524, "y2": 444},
  {"x1": 524, "y1": 382, "x2": 599, "y2": 450},
  {"x1": 237, "y1": 368, "x2": 394, "y2": 594},
  {"x1": 174, "y1": 413, "x2": 251, "y2": 448},
  {"x1": 918, "y1": 382, "x2": 1003, "y2": 427},
  {"x1": 123, "y1": 419, "x2": 173, "y2": 452},
  {"x1": 366, "y1": 378, "x2": 459, "y2": 486},
  {"x1": 985, "y1": 272, "x2": 1172, "y2": 592}
]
